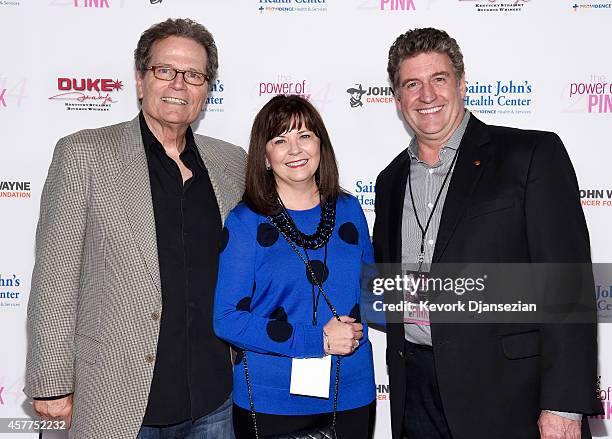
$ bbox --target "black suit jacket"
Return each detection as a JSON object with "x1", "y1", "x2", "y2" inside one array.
[{"x1": 373, "y1": 114, "x2": 602, "y2": 439}]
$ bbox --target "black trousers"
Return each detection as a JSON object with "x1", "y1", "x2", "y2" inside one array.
[
  {"x1": 402, "y1": 340, "x2": 453, "y2": 439},
  {"x1": 233, "y1": 400, "x2": 376, "y2": 439}
]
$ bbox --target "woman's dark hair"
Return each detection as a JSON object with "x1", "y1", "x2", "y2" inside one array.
[{"x1": 244, "y1": 95, "x2": 341, "y2": 216}]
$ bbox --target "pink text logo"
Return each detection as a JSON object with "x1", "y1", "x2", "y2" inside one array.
[
  {"x1": 73, "y1": 0, "x2": 109, "y2": 7},
  {"x1": 568, "y1": 75, "x2": 612, "y2": 113},
  {"x1": 258, "y1": 76, "x2": 311, "y2": 100},
  {"x1": 381, "y1": 0, "x2": 415, "y2": 10},
  {"x1": 591, "y1": 384, "x2": 612, "y2": 420}
]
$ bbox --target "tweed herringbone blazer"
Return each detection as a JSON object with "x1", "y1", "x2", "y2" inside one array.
[{"x1": 25, "y1": 116, "x2": 246, "y2": 438}]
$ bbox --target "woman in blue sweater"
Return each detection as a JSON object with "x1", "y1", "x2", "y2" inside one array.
[{"x1": 214, "y1": 95, "x2": 376, "y2": 438}]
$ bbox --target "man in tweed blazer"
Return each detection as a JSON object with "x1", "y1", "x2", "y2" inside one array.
[{"x1": 25, "y1": 19, "x2": 245, "y2": 438}]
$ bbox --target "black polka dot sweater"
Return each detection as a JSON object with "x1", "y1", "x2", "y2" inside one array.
[{"x1": 213, "y1": 194, "x2": 376, "y2": 415}]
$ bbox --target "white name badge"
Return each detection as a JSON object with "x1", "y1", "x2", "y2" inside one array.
[{"x1": 290, "y1": 355, "x2": 332, "y2": 399}]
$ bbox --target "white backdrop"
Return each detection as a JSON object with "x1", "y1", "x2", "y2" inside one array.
[{"x1": 1, "y1": 0, "x2": 611, "y2": 437}]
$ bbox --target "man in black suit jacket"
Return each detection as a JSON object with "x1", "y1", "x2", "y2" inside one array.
[{"x1": 372, "y1": 28, "x2": 602, "y2": 439}]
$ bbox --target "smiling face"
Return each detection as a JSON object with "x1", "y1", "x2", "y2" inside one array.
[
  {"x1": 396, "y1": 51, "x2": 466, "y2": 147},
  {"x1": 265, "y1": 125, "x2": 321, "y2": 193},
  {"x1": 136, "y1": 36, "x2": 209, "y2": 130}
]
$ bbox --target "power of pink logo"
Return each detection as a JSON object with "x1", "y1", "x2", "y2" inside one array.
[
  {"x1": 73, "y1": 0, "x2": 109, "y2": 7},
  {"x1": 259, "y1": 76, "x2": 311, "y2": 100},
  {"x1": 569, "y1": 76, "x2": 612, "y2": 113},
  {"x1": 380, "y1": 0, "x2": 415, "y2": 10},
  {"x1": 590, "y1": 384, "x2": 611, "y2": 420}
]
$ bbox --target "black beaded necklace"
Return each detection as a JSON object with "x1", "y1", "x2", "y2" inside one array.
[
  {"x1": 269, "y1": 194, "x2": 336, "y2": 250},
  {"x1": 269, "y1": 194, "x2": 336, "y2": 324}
]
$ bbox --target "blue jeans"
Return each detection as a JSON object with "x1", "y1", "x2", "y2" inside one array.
[{"x1": 137, "y1": 397, "x2": 235, "y2": 439}]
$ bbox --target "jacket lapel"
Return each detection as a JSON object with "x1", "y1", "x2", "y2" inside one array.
[
  {"x1": 116, "y1": 116, "x2": 161, "y2": 294},
  {"x1": 388, "y1": 151, "x2": 411, "y2": 263},
  {"x1": 194, "y1": 138, "x2": 231, "y2": 222},
  {"x1": 432, "y1": 115, "x2": 491, "y2": 263}
]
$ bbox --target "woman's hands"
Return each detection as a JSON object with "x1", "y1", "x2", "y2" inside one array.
[{"x1": 323, "y1": 316, "x2": 363, "y2": 355}]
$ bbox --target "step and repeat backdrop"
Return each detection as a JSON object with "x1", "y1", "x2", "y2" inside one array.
[{"x1": 1, "y1": 0, "x2": 611, "y2": 437}]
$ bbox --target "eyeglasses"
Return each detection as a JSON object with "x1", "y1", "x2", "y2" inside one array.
[{"x1": 146, "y1": 65, "x2": 209, "y2": 86}]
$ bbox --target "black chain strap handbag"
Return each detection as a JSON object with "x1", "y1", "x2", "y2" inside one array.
[{"x1": 241, "y1": 221, "x2": 343, "y2": 439}]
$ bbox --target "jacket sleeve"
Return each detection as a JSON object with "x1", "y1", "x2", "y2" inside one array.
[
  {"x1": 524, "y1": 132, "x2": 601, "y2": 415},
  {"x1": 24, "y1": 137, "x2": 88, "y2": 398},
  {"x1": 213, "y1": 211, "x2": 324, "y2": 359}
]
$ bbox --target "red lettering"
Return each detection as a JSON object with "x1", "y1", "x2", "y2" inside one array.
[
  {"x1": 100, "y1": 79, "x2": 113, "y2": 92},
  {"x1": 86, "y1": 78, "x2": 100, "y2": 92},
  {"x1": 57, "y1": 78, "x2": 117, "y2": 92},
  {"x1": 58, "y1": 78, "x2": 72, "y2": 91},
  {"x1": 72, "y1": 78, "x2": 86, "y2": 91}
]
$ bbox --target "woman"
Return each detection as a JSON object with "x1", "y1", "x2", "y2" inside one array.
[{"x1": 214, "y1": 95, "x2": 376, "y2": 438}]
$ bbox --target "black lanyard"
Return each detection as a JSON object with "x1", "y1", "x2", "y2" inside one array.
[
  {"x1": 278, "y1": 198, "x2": 328, "y2": 326},
  {"x1": 407, "y1": 147, "x2": 459, "y2": 272}
]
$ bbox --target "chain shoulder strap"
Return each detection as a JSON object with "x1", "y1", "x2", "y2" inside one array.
[
  {"x1": 269, "y1": 218, "x2": 341, "y2": 321},
  {"x1": 242, "y1": 219, "x2": 342, "y2": 438}
]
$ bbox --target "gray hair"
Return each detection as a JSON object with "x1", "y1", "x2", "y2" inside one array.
[
  {"x1": 134, "y1": 18, "x2": 218, "y2": 81},
  {"x1": 387, "y1": 28, "x2": 464, "y2": 92}
]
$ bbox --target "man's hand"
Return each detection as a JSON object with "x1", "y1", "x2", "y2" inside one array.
[
  {"x1": 33, "y1": 394, "x2": 73, "y2": 428},
  {"x1": 538, "y1": 411, "x2": 581, "y2": 439}
]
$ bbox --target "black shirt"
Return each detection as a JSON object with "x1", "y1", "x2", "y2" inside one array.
[{"x1": 139, "y1": 113, "x2": 232, "y2": 425}]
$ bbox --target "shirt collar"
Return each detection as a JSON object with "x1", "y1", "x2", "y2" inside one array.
[
  {"x1": 407, "y1": 108, "x2": 471, "y2": 162},
  {"x1": 138, "y1": 111, "x2": 197, "y2": 154}
]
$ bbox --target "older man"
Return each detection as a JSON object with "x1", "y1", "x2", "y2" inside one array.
[
  {"x1": 373, "y1": 28, "x2": 602, "y2": 439},
  {"x1": 25, "y1": 18, "x2": 245, "y2": 438}
]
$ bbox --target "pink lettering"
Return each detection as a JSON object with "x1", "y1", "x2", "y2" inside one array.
[
  {"x1": 0, "y1": 386, "x2": 4, "y2": 405},
  {"x1": 604, "y1": 400, "x2": 611, "y2": 420},
  {"x1": 570, "y1": 81, "x2": 608, "y2": 97},
  {"x1": 0, "y1": 89, "x2": 6, "y2": 107},
  {"x1": 588, "y1": 95, "x2": 598, "y2": 112},
  {"x1": 258, "y1": 81, "x2": 309, "y2": 98},
  {"x1": 74, "y1": 0, "x2": 109, "y2": 7},
  {"x1": 258, "y1": 82, "x2": 294, "y2": 96},
  {"x1": 272, "y1": 83, "x2": 285, "y2": 94},
  {"x1": 591, "y1": 400, "x2": 612, "y2": 420},
  {"x1": 588, "y1": 94, "x2": 612, "y2": 113},
  {"x1": 381, "y1": 0, "x2": 415, "y2": 10}
]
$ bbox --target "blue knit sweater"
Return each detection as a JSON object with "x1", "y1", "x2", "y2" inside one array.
[{"x1": 213, "y1": 194, "x2": 376, "y2": 415}]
